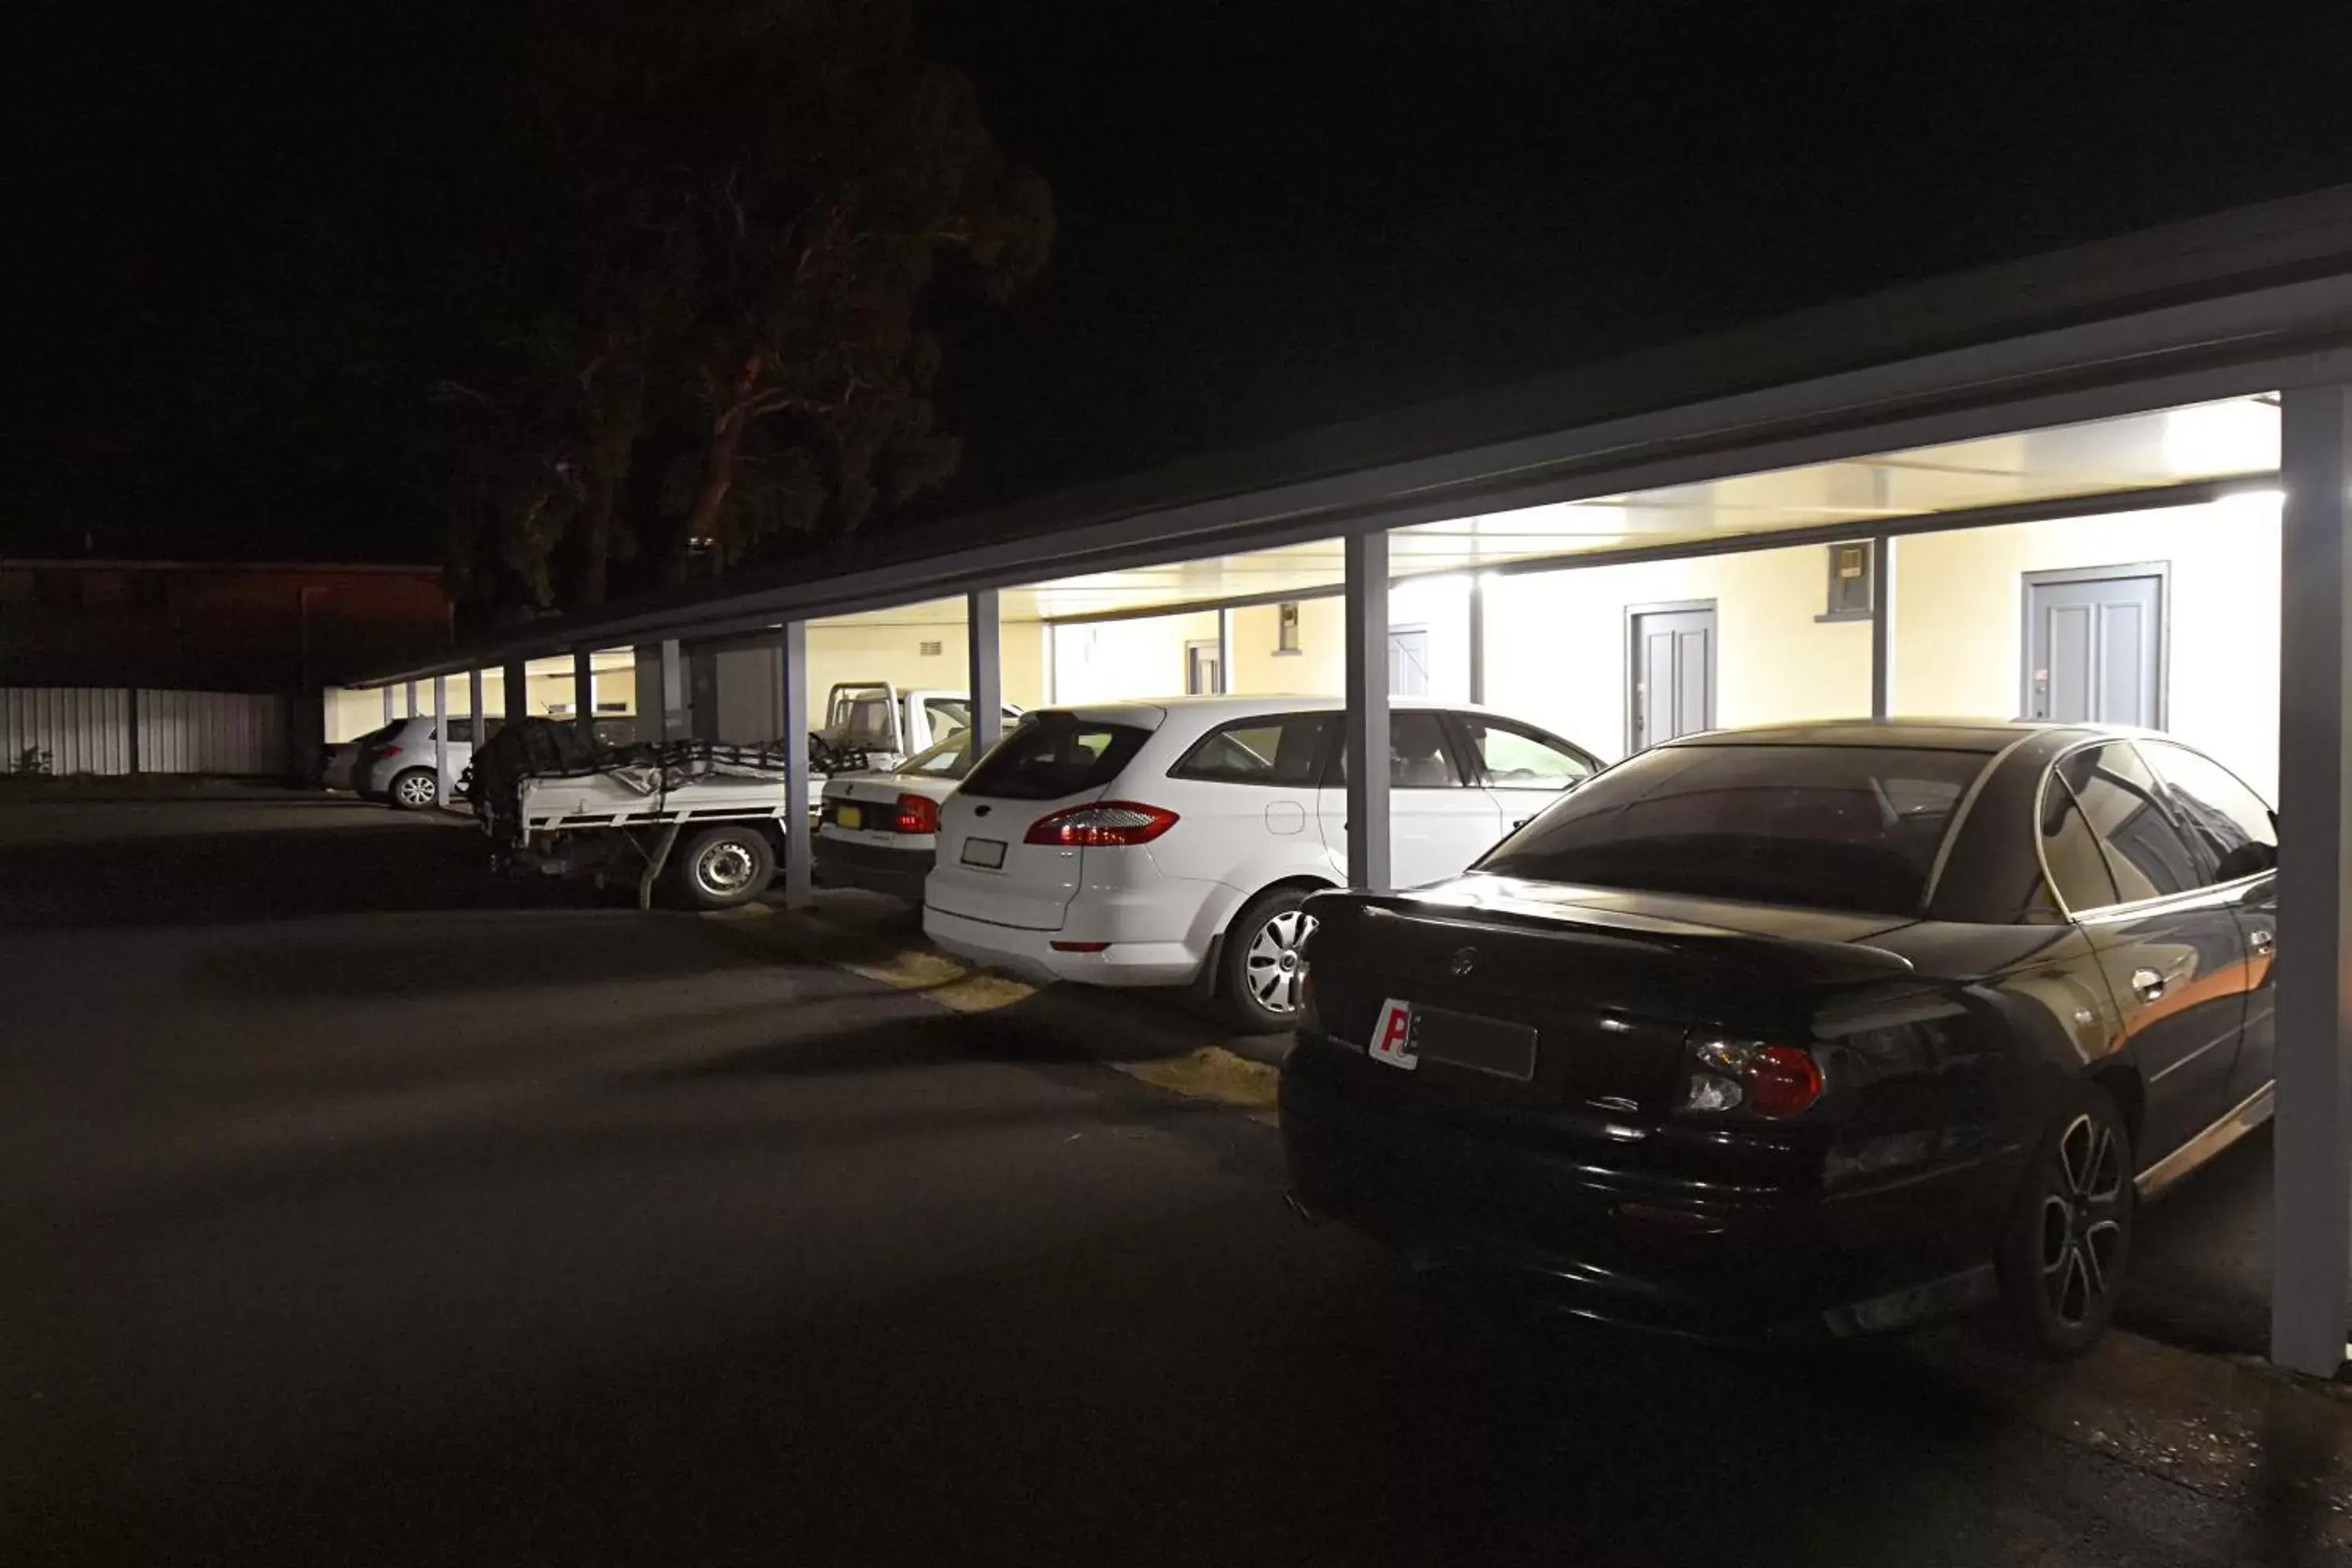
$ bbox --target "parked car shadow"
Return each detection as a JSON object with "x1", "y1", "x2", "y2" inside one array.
[
  {"x1": 2121, "y1": 1123, "x2": 2277, "y2": 1355},
  {"x1": 0, "y1": 820, "x2": 607, "y2": 928}
]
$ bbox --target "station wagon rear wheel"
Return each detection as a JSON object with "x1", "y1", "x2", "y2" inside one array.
[
  {"x1": 1219, "y1": 886, "x2": 1319, "y2": 1033},
  {"x1": 1995, "y1": 1082, "x2": 2134, "y2": 1359}
]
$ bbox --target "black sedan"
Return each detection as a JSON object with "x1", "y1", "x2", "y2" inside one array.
[{"x1": 1282, "y1": 720, "x2": 2278, "y2": 1356}]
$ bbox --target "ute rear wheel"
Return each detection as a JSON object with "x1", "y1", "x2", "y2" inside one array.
[
  {"x1": 670, "y1": 826, "x2": 775, "y2": 910},
  {"x1": 1218, "y1": 885, "x2": 1319, "y2": 1033},
  {"x1": 1994, "y1": 1082, "x2": 2135, "y2": 1359}
]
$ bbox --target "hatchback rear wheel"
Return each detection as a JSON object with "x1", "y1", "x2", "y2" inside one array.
[
  {"x1": 1219, "y1": 885, "x2": 1319, "y2": 1033},
  {"x1": 388, "y1": 768, "x2": 440, "y2": 811},
  {"x1": 1995, "y1": 1082, "x2": 2134, "y2": 1359}
]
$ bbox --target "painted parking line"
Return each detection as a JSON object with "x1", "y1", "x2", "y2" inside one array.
[{"x1": 704, "y1": 903, "x2": 1278, "y2": 1112}]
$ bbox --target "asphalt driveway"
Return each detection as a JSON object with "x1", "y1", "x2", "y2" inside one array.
[{"x1": 0, "y1": 793, "x2": 2343, "y2": 1566}]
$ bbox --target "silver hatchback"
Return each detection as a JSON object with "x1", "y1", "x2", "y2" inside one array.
[{"x1": 357, "y1": 717, "x2": 481, "y2": 810}]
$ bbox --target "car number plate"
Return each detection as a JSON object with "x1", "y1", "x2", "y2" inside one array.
[
  {"x1": 960, "y1": 837, "x2": 1007, "y2": 869},
  {"x1": 1369, "y1": 1000, "x2": 1536, "y2": 1081},
  {"x1": 835, "y1": 804, "x2": 863, "y2": 830}
]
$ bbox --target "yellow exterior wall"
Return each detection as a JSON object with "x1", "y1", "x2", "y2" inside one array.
[
  {"x1": 1000, "y1": 622, "x2": 1049, "y2": 711},
  {"x1": 1893, "y1": 496, "x2": 2279, "y2": 797},
  {"x1": 1388, "y1": 575, "x2": 1475, "y2": 701},
  {"x1": 321, "y1": 497, "x2": 2278, "y2": 797},
  {"x1": 1483, "y1": 543, "x2": 1871, "y2": 760},
  {"x1": 323, "y1": 652, "x2": 638, "y2": 742},
  {"x1": 797, "y1": 616, "x2": 1047, "y2": 714},
  {"x1": 804, "y1": 619, "x2": 967, "y2": 708},
  {"x1": 1050, "y1": 612, "x2": 1216, "y2": 704},
  {"x1": 1230, "y1": 597, "x2": 1344, "y2": 695}
]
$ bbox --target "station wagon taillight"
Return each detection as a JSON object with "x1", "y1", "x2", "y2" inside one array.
[
  {"x1": 896, "y1": 794, "x2": 941, "y2": 835},
  {"x1": 1023, "y1": 801, "x2": 1180, "y2": 848}
]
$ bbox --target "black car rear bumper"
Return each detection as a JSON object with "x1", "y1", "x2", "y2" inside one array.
[{"x1": 1279, "y1": 1035, "x2": 2019, "y2": 1340}]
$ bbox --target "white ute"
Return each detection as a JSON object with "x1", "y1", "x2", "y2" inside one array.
[
  {"x1": 470, "y1": 723, "x2": 800, "y2": 910},
  {"x1": 806, "y1": 682, "x2": 1021, "y2": 814},
  {"x1": 921, "y1": 696, "x2": 1600, "y2": 1029}
]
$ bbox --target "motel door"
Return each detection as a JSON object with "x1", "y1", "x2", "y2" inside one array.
[
  {"x1": 1628, "y1": 605, "x2": 1715, "y2": 752},
  {"x1": 2025, "y1": 568, "x2": 2165, "y2": 728}
]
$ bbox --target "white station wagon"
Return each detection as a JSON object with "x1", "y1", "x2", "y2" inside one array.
[{"x1": 922, "y1": 696, "x2": 1600, "y2": 1029}]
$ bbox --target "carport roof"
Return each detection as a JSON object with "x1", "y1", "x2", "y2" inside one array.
[{"x1": 357, "y1": 183, "x2": 2352, "y2": 683}]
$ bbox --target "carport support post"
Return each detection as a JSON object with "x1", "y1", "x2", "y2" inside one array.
[
  {"x1": 572, "y1": 648, "x2": 594, "y2": 742},
  {"x1": 404, "y1": 681, "x2": 418, "y2": 719},
  {"x1": 432, "y1": 675, "x2": 451, "y2": 807},
  {"x1": 659, "y1": 639, "x2": 685, "y2": 742},
  {"x1": 502, "y1": 658, "x2": 528, "y2": 725},
  {"x1": 780, "y1": 619, "x2": 812, "y2": 905},
  {"x1": 2274, "y1": 383, "x2": 2352, "y2": 1379},
  {"x1": 1468, "y1": 575, "x2": 1486, "y2": 706},
  {"x1": 1344, "y1": 530, "x2": 1392, "y2": 891},
  {"x1": 1870, "y1": 534, "x2": 1896, "y2": 720},
  {"x1": 467, "y1": 668, "x2": 485, "y2": 739},
  {"x1": 382, "y1": 686, "x2": 395, "y2": 724},
  {"x1": 968, "y1": 590, "x2": 1003, "y2": 754},
  {"x1": 1217, "y1": 607, "x2": 1234, "y2": 695}
]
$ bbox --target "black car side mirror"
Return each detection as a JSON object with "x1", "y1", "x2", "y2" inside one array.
[{"x1": 2216, "y1": 842, "x2": 2278, "y2": 881}]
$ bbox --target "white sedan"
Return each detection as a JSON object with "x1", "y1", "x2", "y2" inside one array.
[
  {"x1": 815, "y1": 731, "x2": 980, "y2": 900},
  {"x1": 922, "y1": 696, "x2": 1599, "y2": 1029}
]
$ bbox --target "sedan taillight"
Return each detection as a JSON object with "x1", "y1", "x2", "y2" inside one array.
[
  {"x1": 1683, "y1": 1036, "x2": 1824, "y2": 1119},
  {"x1": 895, "y1": 794, "x2": 941, "y2": 834},
  {"x1": 1023, "y1": 801, "x2": 1180, "y2": 847}
]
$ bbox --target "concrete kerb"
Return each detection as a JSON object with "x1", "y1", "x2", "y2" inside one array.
[{"x1": 701, "y1": 891, "x2": 1287, "y2": 1114}]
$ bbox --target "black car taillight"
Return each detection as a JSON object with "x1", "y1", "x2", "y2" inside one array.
[{"x1": 1682, "y1": 1036, "x2": 1824, "y2": 1119}]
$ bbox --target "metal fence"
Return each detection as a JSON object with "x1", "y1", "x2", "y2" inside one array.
[{"x1": 2, "y1": 688, "x2": 291, "y2": 777}]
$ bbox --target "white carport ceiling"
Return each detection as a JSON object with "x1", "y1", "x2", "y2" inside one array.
[{"x1": 906, "y1": 394, "x2": 2273, "y2": 624}]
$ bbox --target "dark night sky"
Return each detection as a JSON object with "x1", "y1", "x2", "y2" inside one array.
[{"x1": 11, "y1": 1, "x2": 2352, "y2": 561}]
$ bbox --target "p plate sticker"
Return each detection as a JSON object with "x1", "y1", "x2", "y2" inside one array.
[{"x1": 1369, "y1": 999, "x2": 1418, "y2": 1071}]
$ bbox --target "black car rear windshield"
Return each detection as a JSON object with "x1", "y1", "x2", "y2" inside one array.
[
  {"x1": 1479, "y1": 743, "x2": 1992, "y2": 916},
  {"x1": 960, "y1": 715, "x2": 1151, "y2": 800}
]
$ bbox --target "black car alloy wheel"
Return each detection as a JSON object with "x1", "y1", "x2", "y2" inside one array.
[
  {"x1": 2041, "y1": 1112, "x2": 2127, "y2": 1328},
  {"x1": 1999, "y1": 1083, "x2": 2134, "y2": 1358}
]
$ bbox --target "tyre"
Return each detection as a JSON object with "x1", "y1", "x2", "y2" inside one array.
[
  {"x1": 388, "y1": 768, "x2": 441, "y2": 811},
  {"x1": 1218, "y1": 884, "x2": 1320, "y2": 1033},
  {"x1": 1994, "y1": 1082, "x2": 2135, "y2": 1359},
  {"x1": 670, "y1": 826, "x2": 775, "y2": 910}
]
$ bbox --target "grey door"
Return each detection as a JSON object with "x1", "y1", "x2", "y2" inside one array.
[
  {"x1": 1629, "y1": 606, "x2": 1715, "y2": 752},
  {"x1": 1185, "y1": 639, "x2": 1222, "y2": 695},
  {"x1": 1388, "y1": 628, "x2": 1432, "y2": 697},
  {"x1": 2025, "y1": 570, "x2": 2164, "y2": 727}
]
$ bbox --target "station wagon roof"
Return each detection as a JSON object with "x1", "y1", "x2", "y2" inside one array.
[{"x1": 1028, "y1": 695, "x2": 1535, "y2": 726}]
